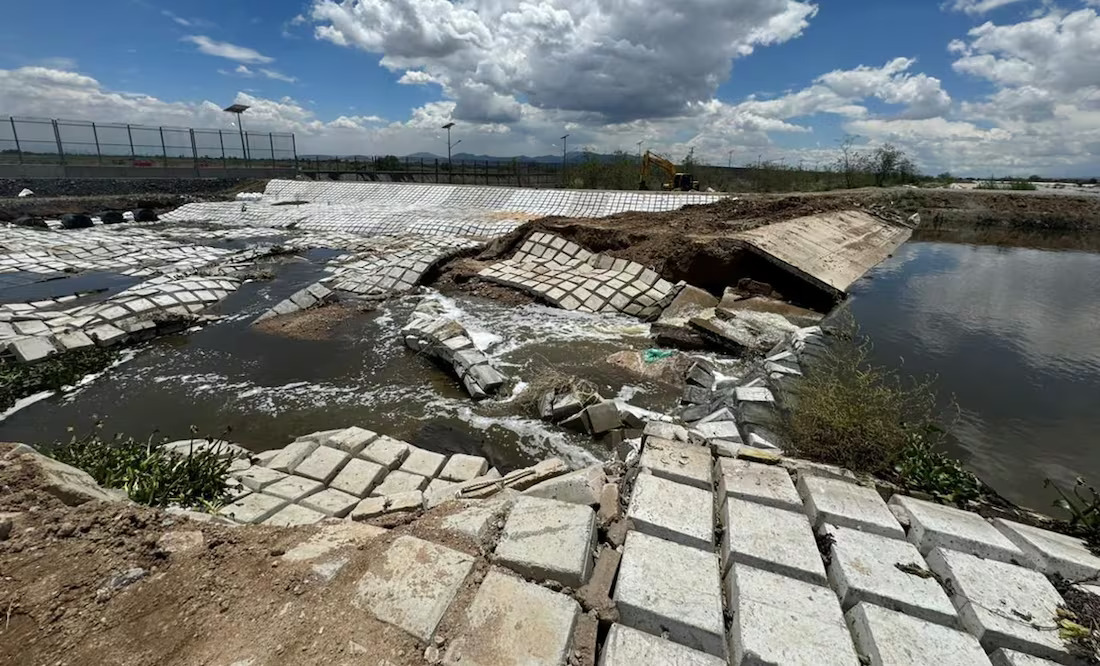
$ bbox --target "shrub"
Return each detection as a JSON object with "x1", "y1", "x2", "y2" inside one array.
[
  {"x1": 51, "y1": 427, "x2": 233, "y2": 510},
  {"x1": 781, "y1": 330, "x2": 985, "y2": 504},
  {"x1": 0, "y1": 348, "x2": 116, "y2": 412}
]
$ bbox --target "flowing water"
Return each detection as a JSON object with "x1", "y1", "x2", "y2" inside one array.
[
  {"x1": 848, "y1": 233, "x2": 1100, "y2": 510},
  {"x1": 0, "y1": 247, "x2": 702, "y2": 473}
]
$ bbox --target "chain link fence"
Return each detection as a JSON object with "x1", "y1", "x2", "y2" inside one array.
[{"x1": 0, "y1": 116, "x2": 297, "y2": 169}]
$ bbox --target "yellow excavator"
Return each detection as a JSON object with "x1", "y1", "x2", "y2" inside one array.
[{"x1": 639, "y1": 150, "x2": 699, "y2": 191}]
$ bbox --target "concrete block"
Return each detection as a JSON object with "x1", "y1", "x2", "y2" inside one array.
[
  {"x1": 721, "y1": 497, "x2": 826, "y2": 585},
  {"x1": 399, "y1": 446, "x2": 447, "y2": 478},
  {"x1": 54, "y1": 331, "x2": 94, "y2": 351},
  {"x1": 218, "y1": 493, "x2": 287, "y2": 524},
  {"x1": 846, "y1": 602, "x2": 992, "y2": 666},
  {"x1": 88, "y1": 324, "x2": 127, "y2": 347},
  {"x1": 354, "y1": 535, "x2": 475, "y2": 642},
  {"x1": 443, "y1": 569, "x2": 579, "y2": 666},
  {"x1": 797, "y1": 474, "x2": 903, "y2": 539},
  {"x1": 372, "y1": 469, "x2": 429, "y2": 496},
  {"x1": 438, "y1": 453, "x2": 489, "y2": 482},
  {"x1": 627, "y1": 473, "x2": 714, "y2": 550},
  {"x1": 993, "y1": 518, "x2": 1100, "y2": 580},
  {"x1": 263, "y1": 503, "x2": 327, "y2": 527},
  {"x1": 890, "y1": 495, "x2": 1026, "y2": 565},
  {"x1": 717, "y1": 457, "x2": 801, "y2": 512},
  {"x1": 926, "y1": 547, "x2": 1071, "y2": 662},
  {"x1": 300, "y1": 487, "x2": 360, "y2": 518},
  {"x1": 235, "y1": 465, "x2": 286, "y2": 492},
  {"x1": 726, "y1": 563, "x2": 858, "y2": 666},
  {"x1": 694, "y1": 421, "x2": 743, "y2": 443},
  {"x1": 282, "y1": 522, "x2": 387, "y2": 563},
  {"x1": 523, "y1": 465, "x2": 607, "y2": 505},
  {"x1": 329, "y1": 458, "x2": 386, "y2": 498},
  {"x1": 643, "y1": 421, "x2": 689, "y2": 442},
  {"x1": 639, "y1": 437, "x2": 712, "y2": 490},
  {"x1": 586, "y1": 400, "x2": 622, "y2": 434},
  {"x1": 495, "y1": 496, "x2": 596, "y2": 588},
  {"x1": 441, "y1": 493, "x2": 517, "y2": 543},
  {"x1": 615, "y1": 531, "x2": 726, "y2": 658},
  {"x1": 266, "y1": 439, "x2": 320, "y2": 474},
  {"x1": 294, "y1": 446, "x2": 350, "y2": 484},
  {"x1": 600, "y1": 623, "x2": 725, "y2": 666},
  {"x1": 990, "y1": 649, "x2": 1061, "y2": 666},
  {"x1": 326, "y1": 426, "x2": 377, "y2": 454},
  {"x1": 351, "y1": 491, "x2": 424, "y2": 520},
  {"x1": 360, "y1": 435, "x2": 410, "y2": 469},
  {"x1": 263, "y1": 475, "x2": 325, "y2": 502},
  {"x1": 9, "y1": 336, "x2": 56, "y2": 363},
  {"x1": 823, "y1": 524, "x2": 958, "y2": 627}
]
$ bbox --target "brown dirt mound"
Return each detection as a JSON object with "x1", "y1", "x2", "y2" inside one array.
[{"x1": 252, "y1": 303, "x2": 368, "y2": 340}]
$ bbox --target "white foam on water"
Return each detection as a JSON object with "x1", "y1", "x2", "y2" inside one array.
[
  {"x1": 0, "y1": 390, "x2": 55, "y2": 422},
  {"x1": 440, "y1": 403, "x2": 600, "y2": 469}
]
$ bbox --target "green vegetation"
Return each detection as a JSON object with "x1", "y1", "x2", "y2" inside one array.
[
  {"x1": 781, "y1": 330, "x2": 986, "y2": 505},
  {"x1": 0, "y1": 348, "x2": 116, "y2": 412},
  {"x1": 1046, "y1": 477, "x2": 1100, "y2": 554},
  {"x1": 976, "y1": 178, "x2": 1038, "y2": 191},
  {"x1": 51, "y1": 426, "x2": 233, "y2": 510}
]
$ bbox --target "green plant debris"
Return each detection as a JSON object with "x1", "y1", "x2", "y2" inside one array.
[
  {"x1": 50, "y1": 426, "x2": 233, "y2": 511},
  {"x1": 1046, "y1": 477, "x2": 1100, "y2": 555},
  {"x1": 0, "y1": 348, "x2": 117, "y2": 412},
  {"x1": 895, "y1": 437, "x2": 985, "y2": 505}
]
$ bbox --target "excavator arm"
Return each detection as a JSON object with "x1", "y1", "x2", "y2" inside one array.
[{"x1": 639, "y1": 150, "x2": 697, "y2": 191}]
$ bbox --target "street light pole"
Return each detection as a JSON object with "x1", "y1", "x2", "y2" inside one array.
[
  {"x1": 636, "y1": 140, "x2": 643, "y2": 159},
  {"x1": 561, "y1": 134, "x2": 569, "y2": 188},
  {"x1": 728, "y1": 150, "x2": 734, "y2": 168},
  {"x1": 442, "y1": 122, "x2": 456, "y2": 184},
  {"x1": 224, "y1": 104, "x2": 251, "y2": 163}
]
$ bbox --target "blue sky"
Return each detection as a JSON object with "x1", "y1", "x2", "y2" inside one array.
[{"x1": 2, "y1": 0, "x2": 1099, "y2": 175}]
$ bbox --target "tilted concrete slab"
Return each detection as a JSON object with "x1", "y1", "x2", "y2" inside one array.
[
  {"x1": 601, "y1": 624, "x2": 725, "y2": 666},
  {"x1": 444, "y1": 569, "x2": 579, "y2": 666},
  {"x1": 354, "y1": 535, "x2": 475, "y2": 642},
  {"x1": 797, "y1": 474, "x2": 904, "y2": 539},
  {"x1": 890, "y1": 495, "x2": 1026, "y2": 565},
  {"x1": 494, "y1": 495, "x2": 596, "y2": 588},
  {"x1": 734, "y1": 210, "x2": 912, "y2": 296},
  {"x1": 721, "y1": 497, "x2": 827, "y2": 585},
  {"x1": 993, "y1": 517, "x2": 1100, "y2": 580},
  {"x1": 627, "y1": 473, "x2": 714, "y2": 551}
]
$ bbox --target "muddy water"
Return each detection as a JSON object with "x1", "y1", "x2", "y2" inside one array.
[
  {"x1": 848, "y1": 237, "x2": 1100, "y2": 510},
  {"x1": 0, "y1": 248, "x2": 693, "y2": 473}
]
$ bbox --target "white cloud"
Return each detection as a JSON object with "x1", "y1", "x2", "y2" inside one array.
[
  {"x1": 945, "y1": 0, "x2": 1029, "y2": 15},
  {"x1": 182, "y1": 35, "x2": 275, "y2": 64},
  {"x1": 398, "y1": 70, "x2": 438, "y2": 85},
  {"x1": 260, "y1": 68, "x2": 298, "y2": 83},
  {"x1": 307, "y1": 0, "x2": 818, "y2": 122}
]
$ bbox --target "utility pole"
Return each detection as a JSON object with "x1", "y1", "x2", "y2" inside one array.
[
  {"x1": 728, "y1": 150, "x2": 734, "y2": 168},
  {"x1": 636, "y1": 140, "x2": 643, "y2": 160},
  {"x1": 224, "y1": 104, "x2": 250, "y2": 162},
  {"x1": 561, "y1": 134, "x2": 569, "y2": 188}
]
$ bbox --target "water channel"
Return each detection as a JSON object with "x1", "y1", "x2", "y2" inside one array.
[{"x1": 848, "y1": 231, "x2": 1100, "y2": 510}]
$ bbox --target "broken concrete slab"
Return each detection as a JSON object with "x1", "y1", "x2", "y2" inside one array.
[
  {"x1": 600, "y1": 623, "x2": 725, "y2": 666},
  {"x1": 326, "y1": 426, "x2": 377, "y2": 455},
  {"x1": 438, "y1": 453, "x2": 489, "y2": 482},
  {"x1": 659, "y1": 284, "x2": 720, "y2": 322},
  {"x1": 495, "y1": 495, "x2": 596, "y2": 588},
  {"x1": 726, "y1": 562, "x2": 859, "y2": 666},
  {"x1": 721, "y1": 497, "x2": 826, "y2": 585},
  {"x1": 639, "y1": 437, "x2": 712, "y2": 491},
  {"x1": 993, "y1": 518, "x2": 1100, "y2": 580},
  {"x1": 523, "y1": 465, "x2": 607, "y2": 506},
  {"x1": 797, "y1": 474, "x2": 903, "y2": 539},
  {"x1": 926, "y1": 547, "x2": 1072, "y2": 662},
  {"x1": 615, "y1": 531, "x2": 726, "y2": 658},
  {"x1": 299, "y1": 487, "x2": 360, "y2": 518},
  {"x1": 443, "y1": 569, "x2": 579, "y2": 666},
  {"x1": 889, "y1": 495, "x2": 1026, "y2": 565},
  {"x1": 716, "y1": 457, "x2": 802, "y2": 512},
  {"x1": 440, "y1": 492, "x2": 517, "y2": 543},
  {"x1": 717, "y1": 295, "x2": 824, "y2": 328},
  {"x1": 282, "y1": 522, "x2": 388, "y2": 563},
  {"x1": 585, "y1": 400, "x2": 622, "y2": 434},
  {"x1": 690, "y1": 311, "x2": 798, "y2": 355},
  {"x1": 371, "y1": 469, "x2": 429, "y2": 496},
  {"x1": 845, "y1": 602, "x2": 992, "y2": 666},
  {"x1": 627, "y1": 473, "x2": 714, "y2": 551},
  {"x1": 16, "y1": 448, "x2": 123, "y2": 506},
  {"x1": 234, "y1": 465, "x2": 287, "y2": 492},
  {"x1": 643, "y1": 421, "x2": 689, "y2": 442},
  {"x1": 350, "y1": 490, "x2": 423, "y2": 520},
  {"x1": 354, "y1": 535, "x2": 475, "y2": 642},
  {"x1": 265, "y1": 439, "x2": 320, "y2": 474},
  {"x1": 218, "y1": 493, "x2": 287, "y2": 524},
  {"x1": 822, "y1": 524, "x2": 958, "y2": 627},
  {"x1": 733, "y1": 210, "x2": 912, "y2": 297},
  {"x1": 263, "y1": 503, "x2": 327, "y2": 527}
]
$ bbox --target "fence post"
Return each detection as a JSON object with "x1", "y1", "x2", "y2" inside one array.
[
  {"x1": 51, "y1": 119, "x2": 65, "y2": 165},
  {"x1": 158, "y1": 126, "x2": 168, "y2": 168},
  {"x1": 91, "y1": 122, "x2": 102, "y2": 165},
  {"x1": 127, "y1": 124, "x2": 135, "y2": 159},
  {"x1": 9, "y1": 118, "x2": 23, "y2": 164},
  {"x1": 218, "y1": 130, "x2": 227, "y2": 171},
  {"x1": 291, "y1": 134, "x2": 298, "y2": 171},
  {"x1": 435, "y1": 158, "x2": 439, "y2": 183},
  {"x1": 268, "y1": 132, "x2": 275, "y2": 168},
  {"x1": 189, "y1": 129, "x2": 199, "y2": 174}
]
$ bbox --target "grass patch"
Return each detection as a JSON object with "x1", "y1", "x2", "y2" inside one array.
[
  {"x1": 51, "y1": 426, "x2": 233, "y2": 510},
  {"x1": 515, "y1": 359, "x2": 601, "y2": 418},
  {"x1": 0, "y1": 348, "x2": 117, "y2": 412},
  {"x1": 781, "y1": 331, "x2": 986, "y2": 504},
  {"x1": 976, "y1": 178, "x2": 1038, "y2": 191}
]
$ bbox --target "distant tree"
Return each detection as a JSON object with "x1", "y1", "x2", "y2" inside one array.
[
  {"x1": 937, "y1": 172, "x2": 953, "y2": 181},
  {"x1": 373, "y1": 155, "x2": 401, "y2": 171},
  {"x1": 871, "y1": 144, "x2": 906, "y2": 186}
]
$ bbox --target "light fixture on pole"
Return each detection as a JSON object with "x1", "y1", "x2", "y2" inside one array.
[
  {"x1": 224, "y1": 104, "x2": 251, "y2": 162},
  {"x1": 636, "y1": 140, "x2": 643, "y2": 159},
  {"x1": 728, "y1": 149, "x2": 734, "y2": 168},
  {"x1": 442, "y1": 122, "x2": 459, "y2": 183},
  {"x1": 560, "y1": 134, "x2": 569, "y2": 187}
]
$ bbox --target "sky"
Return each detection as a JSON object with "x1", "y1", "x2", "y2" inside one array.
[{"x1": 1, "y1": 0, "x2": 1099, "y2": 176}]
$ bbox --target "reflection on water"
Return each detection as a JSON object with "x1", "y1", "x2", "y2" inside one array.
[{"x1": 849, "y1": 240, "x2": 1100, "y2": 509}]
